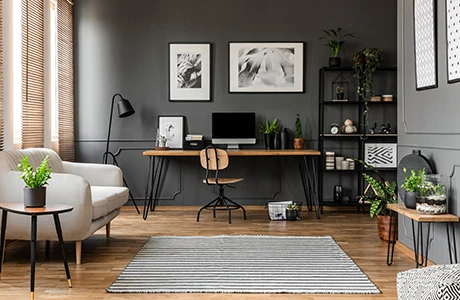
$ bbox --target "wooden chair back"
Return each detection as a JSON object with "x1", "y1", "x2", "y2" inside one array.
[{"x1": 200, "y1": 147, "x2": 229, "y2": 170}]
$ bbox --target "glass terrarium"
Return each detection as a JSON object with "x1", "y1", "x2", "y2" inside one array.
[
  {"x1": 416, "y1": 174, "x2": 447, "y2": 214},
  {"x1": 332, "y1": 74, "x2": 349, "y2": 101}
]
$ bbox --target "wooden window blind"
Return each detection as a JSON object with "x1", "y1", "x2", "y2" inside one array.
[
  {"x1": 0, "y1": 0, "x2": 3, "y2": 151},
  {"x1": 21, "y1": 0, "x2": 45, "y2": 149},
  {"x1": 57, "y1": 0, "x2": 74, "y2": 161}
]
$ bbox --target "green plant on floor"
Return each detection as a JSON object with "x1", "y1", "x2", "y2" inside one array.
[
  {"x1": 295, "y1": 114, "x2": 303, "y2": 138},
  {"x1": 17, "y1": 155, "x2": 52, "y2": 188},
  {"x1": 318, "y1": 27, "x2": 356, "y2": 57},
  {"x1": 354, "y1": 159, "x2": 397, "y2": 217},
  {"x1": 259, "y1": 118, "x2": 279, "y2": 134},
  {"x1": 401, "y1": 168, "x2": 425, "y2": 193},
  {"x1": 286, "y1": 203, "x2": 300, "y2": 211}
]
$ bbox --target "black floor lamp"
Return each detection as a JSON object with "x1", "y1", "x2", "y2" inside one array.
[{"x1": 103, "y1": 93, "x2": 140, "y2": 213}]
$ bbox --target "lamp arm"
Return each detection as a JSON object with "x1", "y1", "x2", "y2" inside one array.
[{"x1": 104, "y1": 93, "x2": 123, "y2": 164}]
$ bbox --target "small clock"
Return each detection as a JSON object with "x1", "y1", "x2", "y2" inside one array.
[{"x1": 330, "y1": 123, "x2": 339, "y2": 134}]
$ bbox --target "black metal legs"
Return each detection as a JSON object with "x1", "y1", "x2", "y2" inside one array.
[
  {"x1": 30, "y1": 215, "x2": 37, "y2": 299},
  {"x1": 53, "y1": 214, "x2": 72, "y2": 288},
  {"x1": 446, "y1": 222, "x2": 458, "y2": 264},
  {"x1": 387, "y1": 211, "x2": 397, "y2": 266},
  {"x1": 197, "y1": 185, "x2": 247, "y2": 224},
  {"x1": 0, "y1": 210, "x2": 7, "y2": 277},
  {"x1": 297, "y1": 156, "x2": 321, "y2": 219},
  {"x1": 103, "y1": 151, "x2": 140, "y2": 214},
  {"x1": 143, "y1": 156, "x2": 165, "y2": 220}
]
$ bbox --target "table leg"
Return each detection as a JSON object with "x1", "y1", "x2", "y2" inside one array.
[
  {"x1": 53, "y1": 214, "x2": 72, "y2": 288},
  {"x1": 304, "y1": 156, "x2": 321, "y2": 219},
  {"x1": 0, "y1": 210, "x2": 7, "y2": 277},
  {"x1": 447, "y1": 223, "x2": 458, "y2": 264},
  {"x1": 423, "y1": 223, "x2": 431, "y2": 267},
  {"x1": 30, "y1": 215, "x2": 37, "y2": 300},
  {"x1": 143, "y1": 156, "x2": 165, "y2": 220},
  {"x1": 386, "y1": 210, "x2": 396, "y2": 266},
  {"x1": 143, "y1": 156, "x2": 154, "y2": 220},
  {"x1": 151, "y1": 157, "x2": 165, "y2": 212},
  {"x1": 297, "y1": 157, "x2": 312, "y2": 211}
]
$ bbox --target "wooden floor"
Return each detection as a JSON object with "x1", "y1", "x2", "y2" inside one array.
[{"x1": 0, "y1": 206, "x2": 417, "y2": 299}]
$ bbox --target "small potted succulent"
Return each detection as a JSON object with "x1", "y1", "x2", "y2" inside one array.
[
  {"x1": 293, "y1": 114, "x2": 304, "y2": 150},
  {"x1": 260, "y1": 118, "x2": 279, "y2": 150},
  {"x1": 285, "y1": 203, "x2": 300, "y2": 221},
  {"x1": 336, "y1": 86, "x2": 345, "y2": 100},
  {"x1": 400, "y1": 168, "x2": 425, "y2": 209},
  {"x1": 18, "y1": 155, "x2": 52, "y2": 207}
]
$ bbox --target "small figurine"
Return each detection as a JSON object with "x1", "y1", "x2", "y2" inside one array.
[
  {"x1": 341, "y1": 119, "x2": 357, "y2": 134},
  {"x1": 381, "y1": 123, "x2": 392, "y2": 134},
  {"x1": 369, "y1": 122, "x2": 377, "y2": 134}
]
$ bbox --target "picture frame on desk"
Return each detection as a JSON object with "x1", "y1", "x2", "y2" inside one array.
[
  {"x1": 169, "y1": 43, "x2": 212, "y2": 101},
  {"x1": 158, "y1": 115, "x2": 184, "y2": 149},
  {"x1": 228, "y1": 42, "x2": 304, "y2": 93}
]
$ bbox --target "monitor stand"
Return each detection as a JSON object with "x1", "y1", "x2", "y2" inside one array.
[{"x1": 227, "y1": 144, "x2": 240, "y2": 150}]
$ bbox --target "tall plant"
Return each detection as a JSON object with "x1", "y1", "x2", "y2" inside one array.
[
  {"x1": 295, "y1": 114, "x2": 303, "y2": 138},
  {"x1": 353, "y1": 48, "x2": 383, "y2": 134},
  {"x1": 318, "y1": 27, "x2": 355, "y2": 57}
]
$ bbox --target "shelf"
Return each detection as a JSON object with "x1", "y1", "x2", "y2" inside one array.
[
  {"x1": 322, "y1": 167, "x2": 397, "y2": 172},
  {"x1": 321, "y1": 101, "x2": 396, "y2": 105},
  {"x1": 321, "y1": 133, "x2": 397, "y2": 137}
]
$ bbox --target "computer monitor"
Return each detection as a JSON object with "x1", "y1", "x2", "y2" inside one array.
[{"x1": 212, "y1": 112, "x2": 256, "y2": 149}]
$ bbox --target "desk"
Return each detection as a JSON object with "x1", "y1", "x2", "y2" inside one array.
[
  {"x1": 386, "y1": 203, "x2": 459, "y2": 268},
  {"x1": 142, "y1": 149, "x2": 321, "y2": 220},
  {"x1": 0, "y1": 202, "x2": 73, "y2": 300}
]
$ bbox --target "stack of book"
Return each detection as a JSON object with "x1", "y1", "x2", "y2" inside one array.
[{"x1": 185, "y1": 134, "x2": 203, "y2": 141}]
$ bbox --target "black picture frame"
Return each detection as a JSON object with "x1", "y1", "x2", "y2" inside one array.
[
  {"x1": 446, "y1": 0, "x2": 460, "y2": 84},
  {"x1": 228, "y1": 41, "x2": 305, "y2": 93},
  {"x1": 413, "y1": 0, "x2": 438, "y2": 91},
  {"x1": 169, "y1": 43, "x2": 212, "y2": 102},
  {"x1": 157, "y1": 115, "x2": 185, "y2": 149}
]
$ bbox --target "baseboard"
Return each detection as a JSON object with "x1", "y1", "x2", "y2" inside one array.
[{"x1": 395, "y1": 242, "x2": 435, "y2": 266}]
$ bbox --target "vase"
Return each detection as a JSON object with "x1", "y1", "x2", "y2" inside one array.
[
  {"x1": 273, "y1": 133, "x2": 281, "y2": 149},
  {"x1": 293, "y1": 138, "x2": 304, "y2": 150},
  {"x1": 333, "y1": 185, "x2": 343, "y2": 203},
  {"x1": 264, "y1": 133, "x2": 274, "y2": 150},
  {"x1": 329, "y1": 57, "x2": 341, "y2": 67},
  {"x1": 336, "y1": 93, "x2": 345, "y2": 100},
  {"x1": 404, "y1": 191, "x2": 417, "y2": 209},
  {"x1": 280, "y1": 128, "x2": 289, "y2": 149},
  {"x1": 24, "y1": 187, "x2": 46, "y2": 207},
  {"x1": 285, "y1": 209, "x2": 298, "y2": 221},
  {"x1": 377, "y1": 215, "x2": 398, "y2": 241},
  {"x1": 416, "y1": 174, "x2": 447, "y2": 214}
]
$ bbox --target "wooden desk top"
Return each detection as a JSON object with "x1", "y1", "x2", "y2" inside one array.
[
  {"x1": 387, "y1": 203, "x2": 459, "y2": 223},
  {"x1": 0, "y1": 202, "x2": 73, "y2": 216},
  {"x1": 143, "y1": 149, "x2": 321, "y2": 157}
]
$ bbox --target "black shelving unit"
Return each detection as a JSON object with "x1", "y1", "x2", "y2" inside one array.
[{"x1": 318, "y1": 66, "x2": 398, "y2": 209}]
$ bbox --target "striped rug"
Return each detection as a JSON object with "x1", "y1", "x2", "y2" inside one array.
[{"x1": 106, "y1": 235, "x2": 380, "y2": 294}]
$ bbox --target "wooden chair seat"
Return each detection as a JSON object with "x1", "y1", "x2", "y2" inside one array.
[{"x1": 202, "y1": 178, "x2": 244, "y2": 185}]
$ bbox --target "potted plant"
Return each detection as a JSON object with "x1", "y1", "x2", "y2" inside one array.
[
  {"x1": 293, "y1": 114, "x2": 304, "y2": 150},
  {"x1": 336, "y1": 86, "x2": 345, "y2": 100},
  {"x1": 355, "y1": 159, "x2": 397, "y2": 241},
  {"x1": 319, "y1": 27, "x2": 355, "y2": 67},
  {"x1": 416, "y1": 174, "x2": 447, "y2": 214},
  {"x1": 353, "y1": 48, "x2": 383, "y2": 134},
  {"x1": 17, "y1": 155, "x2": 52, "y2": 207},
  {"x1": 400, "y1": 168, "x2": 425, "y2": 209},
  {"x1": 260, "y1": 118, "x2": 279, "y2": 150},
  {"x1": 285, "y1": 203, "x2": 300, "y2": 221}
]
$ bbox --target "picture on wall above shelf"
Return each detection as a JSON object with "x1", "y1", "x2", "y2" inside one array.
[
  {"x1": 169, "y1": 43, "x2": 211, "y2": 101},
  {"x1": 228, "y1": 42, "x2": 304, "y2": 93},
  {"x1": 446, "y1": 0, "x2": 460, "y2": 84}
]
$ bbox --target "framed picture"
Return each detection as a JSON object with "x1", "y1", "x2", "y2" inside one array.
[
  {"x1": 158, "y1": 116, "x2": 184, "y2": 149},
  {"x1": 228, "y1": 42, "x2": 304, "y2": 93},
  {"x1": 413, "y1": 0, "x2": 437, "y2": 90},
  {"x1": 446, "y1": 0, "x2": 460, "y2": 84},
  {"x1": 169, "y1": 43, "x2": 211, "y2": 101},
  {"x1": 364, "y1": 143, "x2": 397, "y2": 168}
]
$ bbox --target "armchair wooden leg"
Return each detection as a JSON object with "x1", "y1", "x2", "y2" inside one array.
[
  {"x1": 75, "y1": 241, "x2": 82, "y2": 265},
  {"x1": 106, "y1": 222, "x2": 111, "y2": 238}
]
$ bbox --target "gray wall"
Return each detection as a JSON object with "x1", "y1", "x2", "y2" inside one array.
[
  {"x1": 398, "y1": 0, "x2": 460, "y2": 263},
  {"x1": 74, "y1": 0, "x2": 397, "y2": 206}
]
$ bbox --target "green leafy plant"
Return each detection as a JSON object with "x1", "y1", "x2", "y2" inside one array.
[
  {"x1": 286, "y1": 203, "x2": 300, "y2": 211},
  {"x1": 417, "y1": 179, "x2": 446, "y2": 198},
  {"x1": 401, "y1": 168, "x2": 425, "y2": 192},
  {"x1": 259, "y1": 118, "x2": 279, "y2": 134},
  {"x1": 336, "y1": 86, "x2": 344, "y2": 94},
  {"x1": 355, "y1": 159, "x2": 397, "y2": 217},
  {"x1": 318, "y1": 27, "x2": 355, "y2": 57},
  {"x1": 17, "y1": 155, "x2": 52, "y2": 188},
  {"x1": 353, "y1": 48, "x2": 383, "y2": 133},
  {"x1": 295, "y1": 114, "x2": 303, "y2": 138}
]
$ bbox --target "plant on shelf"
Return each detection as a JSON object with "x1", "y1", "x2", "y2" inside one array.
[
  {"x1": 401, "y1": 168, "x2": 425, "y2": 209},
  {"x1": 17, "y1": 155, "x2": 52, "y2": 207},
  {"x1": 353, "y1": 48, "x2": 383, "y2": 135},
  {"x1": 319, "y1": 27, "x2": 355, "y2": 67},
  {"x1": 336, "y1": 86, "x2": 345, "y2": 100},
  {"x1": 293, "y1": 114, "x2": 304, "y2": 150},
  {"x1": 260, "y1": 118, "x2": 279, "y2": 149},
  {"x1": 355, "y1": 158, "x2": 397, "y2": 241}
]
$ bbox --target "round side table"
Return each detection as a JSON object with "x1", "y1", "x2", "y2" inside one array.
[{"x1": 0, "y1": 202, "x2": 73, "y2": 300}]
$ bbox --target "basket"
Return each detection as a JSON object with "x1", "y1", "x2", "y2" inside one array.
[{"x1": 265, "y1": 201, "x2": 302, "y2": 220}]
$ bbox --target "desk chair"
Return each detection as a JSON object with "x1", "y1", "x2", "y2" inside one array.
[{"x1": 197, "y1": 146, "x2": 247, "y2": 224}]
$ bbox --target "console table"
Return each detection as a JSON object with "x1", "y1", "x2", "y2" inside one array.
[
  {"x1": 0, "y1": 202, "x2": 73, "y2": 300},
  {"x1": 142, "y1": 149, "x2": 321, "y2": 220},
  {"x1": 386, "y1": 203, "x2": 459, "y2": 268}
]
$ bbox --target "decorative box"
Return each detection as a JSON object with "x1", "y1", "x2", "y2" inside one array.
[{"x1": 183, "y1": 140, "x2": 205, "y2": 150}]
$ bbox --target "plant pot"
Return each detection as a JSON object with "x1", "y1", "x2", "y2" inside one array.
[
  {"x1": 285, "y1": 209, "x2": 298, "y2": 221},
  {"x1": 293, "y1": 138, "x2": 304, "y2": 150},
  {"x1": 336, "y1": 93, "x2": 345, "y2": 100},
  {"x1": 404, "y1": 191, "x2": 417, "y2": 209},
  {"x1": 273, "y1": 133, "x2": 281, "y2": 149},
  {"x1": 264, "y1": 133, "x2": 274, "y2": 150},
  {"x1": 377, "y1": 215, "x2": 398, "y2": 241},
  {"x1": 329, "y1": 57, "x2": 341, "y2": 67},
  {"x1": 24, "y1": 187, "x2": 46, "y2": 208},
  {"x1": 280, "y1": 128, "x2": 289, "y2": 149}
]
